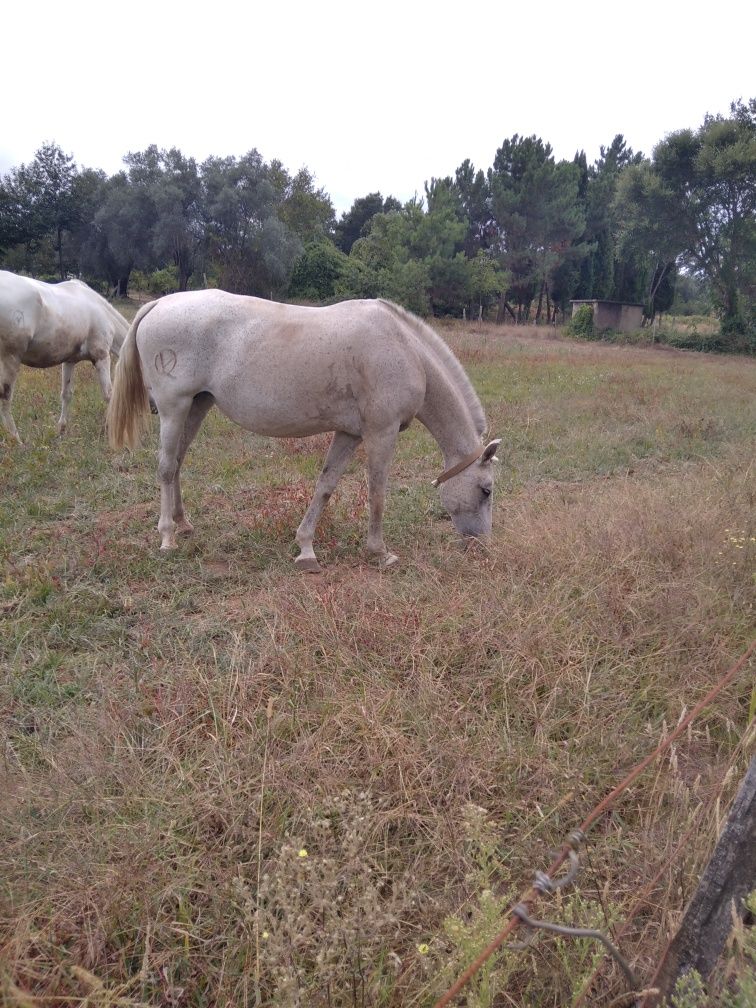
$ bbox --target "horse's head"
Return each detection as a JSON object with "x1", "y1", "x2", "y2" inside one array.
[{"x1": 436, "y1": 439, "x2": 501, "y2": 538}]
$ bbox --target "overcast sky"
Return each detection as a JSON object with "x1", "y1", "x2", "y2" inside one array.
[{"x1": 3, "y1": 1, "x2": 753, "y2": 214}]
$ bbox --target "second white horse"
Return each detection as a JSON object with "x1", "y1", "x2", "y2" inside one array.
[{"x1": 0, "y1": 270, "x2": 129, "y2": 443}]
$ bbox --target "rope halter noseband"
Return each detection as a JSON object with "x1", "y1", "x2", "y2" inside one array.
[{"x1": 430, "y1": 447, "x2": 485, "y2": 487}]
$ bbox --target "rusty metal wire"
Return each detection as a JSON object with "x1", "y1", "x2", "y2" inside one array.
[
  {"x1": 570, "y1": 813, "x2": 704, "y2": 1008},
  {"x1": 431, "y1": 638, "x2": 755, "y2": 1008}
]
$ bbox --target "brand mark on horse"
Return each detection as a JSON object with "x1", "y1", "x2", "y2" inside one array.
[{"x1": 154, "y1": 349, "x2": 178, "y2": 377}]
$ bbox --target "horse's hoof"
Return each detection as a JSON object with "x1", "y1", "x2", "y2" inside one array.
[
  {"x1": 377, "y1": 552, "x2": 399, "y2": 570},
  {"x1": 176, "y1": 521, "x2": 194, "y2": 538},
  {"x1": 294, "y1": 555, "x2": 322, "y2": 574},
  {"x1": 159, "y1": 540, "x2": 178, "y2": 552}
]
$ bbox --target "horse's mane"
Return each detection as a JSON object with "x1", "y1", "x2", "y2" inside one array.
[
  {"x1": 71, "y1": 280, "x2": 130, "y2": 339},
  {"x1": 378, "y1": 299, "x2": 486, "y2": 438},
  {"x1": 101, "y1": 296, "x2": 130, "y2": 334}
]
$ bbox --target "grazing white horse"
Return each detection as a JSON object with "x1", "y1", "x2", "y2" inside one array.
[
  {"x1": 108, "y1": 291, "x2": 500, "y2": 570},
  {"x1": 0, "y1": 270, "x2": 130, "y2": 443}
]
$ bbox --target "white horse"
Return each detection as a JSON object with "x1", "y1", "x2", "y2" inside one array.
[
  {"x1": 107, "y1": 291, "x2": 500, "y2": 570},
  {"x1": 0, "y1": 270, "x2": 130, "y2": 443}
]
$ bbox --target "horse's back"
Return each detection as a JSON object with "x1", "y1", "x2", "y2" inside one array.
[{"x1": 136, "y1": 291, "x2": 427, "y2": 437}]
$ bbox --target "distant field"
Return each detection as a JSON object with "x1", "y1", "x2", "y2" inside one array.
[{"x1": 1, "y1": 314, "x2": 754, "y2": 1006}]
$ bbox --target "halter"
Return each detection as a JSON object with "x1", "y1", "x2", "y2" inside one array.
[{"x1": 430, "y1": 448, "x2": 484, "y2": 487}]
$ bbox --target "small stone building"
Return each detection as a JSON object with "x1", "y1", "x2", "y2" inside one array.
[{"x1": 570, "y1": 299, "x2": 644, "y2": 333}]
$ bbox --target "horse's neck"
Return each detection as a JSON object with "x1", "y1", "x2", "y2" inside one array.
[{"x1": 418, "y1": 354, "x2": 481, "y2": 466}]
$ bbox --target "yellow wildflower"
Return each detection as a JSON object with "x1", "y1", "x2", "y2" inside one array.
[
  {"x1": 417, "y1": 943, "x2": 430, "y2": 955},
  {"x1": 298, "y1": 848, "x2": 308, "y2": 858}
]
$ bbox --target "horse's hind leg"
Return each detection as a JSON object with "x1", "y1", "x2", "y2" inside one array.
[
  {"x1": 156, "y1": 398, "x2": 194, "y2": 550},
  {"x1": 363, "y1": 424, "x2": 401, "y2": 569},
  {"x1": 0, "y1": 359, "x2": 23, "y2": 445},
  {"x1": 172, "y1": 392, "x2": 214, "y2": 537},
  {"x1": 294, "y1": 431, "x2": 361, "y2": 572},
  {"x1": 57, "y1": 362, "x2": 75, "y2": 435}
]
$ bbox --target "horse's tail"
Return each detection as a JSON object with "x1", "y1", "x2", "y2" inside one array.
[{"x1": 107, "y1": 301, "x2": 158, "y2": 451}]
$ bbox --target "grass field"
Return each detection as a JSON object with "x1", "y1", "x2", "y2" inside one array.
[{"x1": 1, "y1": 310, "x2": 754, "y2": 1007}]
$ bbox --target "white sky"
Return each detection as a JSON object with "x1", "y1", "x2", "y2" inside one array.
[{"x1": 2, "y1": 0, "x2": 753, "y2": 215}]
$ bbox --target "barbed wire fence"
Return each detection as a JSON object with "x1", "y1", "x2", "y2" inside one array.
[{"x1": 432, "y1": 638, "x2": 756, "y2": 1008}]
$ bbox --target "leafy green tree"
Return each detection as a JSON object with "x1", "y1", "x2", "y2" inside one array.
[
  {"x1": 339, "y1": 202, "x2": 427, "y2": 310},
  {"x1": 0, "y1": 142, "x2": 80, "y2": 278},
  {"x1": 452, "y1": 159, "x2": 493, "y2": 258},
  {"x1": 333, "y1": 254, "x2": 382, "y2": 301},
  {"x1": 570, "y1": 135, "x2": 645, "y2": 307},
  {"x1": 613, "y1": 160, "x2": 683, "y2": 319},
  {"x1": 467, "y1": 251, "x2": 508, "y2": 317},
  {"x1": 201, "y1": 151, "x2": 303, "y2": 297},
  {"x1": 0, "y1": 173, "x2": 28, "y2": 258},
  {"x1": 335, "y1": 192, "x2": 401, "y2": 253},
  {"x1": 123, "y1": 146, "x2": 203, "y2": 291},
  {"x1": 488, "y1": 135, "x2": 586, "y2": 322},
  {"x1": 66, "y1": 167, "x2": 109, "y2": 276},
  {"x1": 287, "y1": 238, "x2": 349, "y2": 302},
  {"x1": 416, "y1": 179, "x2": 469, "y2": 314},
  {"x1": 672, "y1": 272, "x2": 711, "y2": 316},
  {"x1": 597, "y1": 136, "x2": 644, "y2": 298},
  {"x1": 339, "y1": 187, "x2": 497, "y2": 317},
  {"x1": 83, "y1": 170, "x2": 154, "y2": 296},
  {"x1": 655, "y1": 99, "x2": 756, "y2": 339},
  {"x1": 386, "y1": 258, "x2": 432, "y2": 316},
  {"x1": 274, "y1": 165, "x2": 336, "y2": 244},
  {"x1": 347, "y1": 207, "x2": 408, "y2": 296},
  {"x1": 614, "y1": 100, "x2": 756, "y2": 344}
]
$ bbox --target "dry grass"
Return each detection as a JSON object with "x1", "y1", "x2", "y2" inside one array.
[{"x1": 1, "y1": 316, "x2": 754, "y2": 1007}]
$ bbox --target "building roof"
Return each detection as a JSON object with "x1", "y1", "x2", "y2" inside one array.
[{"x1": 570, "y1": 299, "x2": 645, "y2": 308}]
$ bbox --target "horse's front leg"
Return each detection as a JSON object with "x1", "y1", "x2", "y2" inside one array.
[
  {"x1": 57, "y1": 362, "x2": 75, "y2": 435},
  {"x1": 363, "y1": 424, "x2": 400, "y2": 569},
  {"x1": 0, "y1": 361, "x2": 23, "y2": 445},
  {"x1": 93, "y1": 354, "x2": 113, "y2": 403},
  {"x1": 294, "y1": 431, "x2": 361, "y2": 572}
]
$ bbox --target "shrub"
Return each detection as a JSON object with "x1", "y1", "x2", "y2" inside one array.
[
  {"x1": 237, "y1": 791, "x2": 416, "y2": 1005},
  {"x1": 287, "y1": 240, "x2": 349, "y2": 303},
  {"x1": 147, "y1": 264, "x2": 179, "y2": 296},
  {"x1": 567, "y1": 304, "x2": 595, "y2": 339}
]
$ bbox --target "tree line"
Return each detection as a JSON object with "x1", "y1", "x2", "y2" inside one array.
[{"x1": 1, "y1": 99, "x2": 754, "y2": 348}]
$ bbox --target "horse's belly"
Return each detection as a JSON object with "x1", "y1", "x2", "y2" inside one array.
[
  {"x1": 215, "y1": 395, "x2": 362, "y2": 438},
  {"x1": 21, "y1": 343, "x2": 88, "y2": 368}
]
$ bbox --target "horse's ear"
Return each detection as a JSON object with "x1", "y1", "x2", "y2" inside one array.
[{"x1": 480, "y1": 439, "x2": 501, "y2": 464}]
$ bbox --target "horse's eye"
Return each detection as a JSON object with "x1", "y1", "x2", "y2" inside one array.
[{"x1": 481, "y1": 486, "x2": 491, "y2": 497}]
